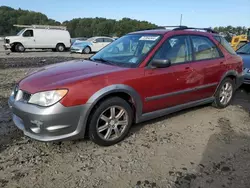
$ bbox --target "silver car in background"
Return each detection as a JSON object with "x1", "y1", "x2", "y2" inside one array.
[{"x1": 70, "y1": 36, "x2": 114, "y2": 54}]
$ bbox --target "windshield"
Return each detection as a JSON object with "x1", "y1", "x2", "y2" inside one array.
[
  {"x1": 73, "y1": 40, "x2": 86, "y2": 46},
  {"x1": 17, "y1": 29, "x2": 25, "y2": 36},
  {"x1": 90, "y1": 34, "x2": 162, "y2": 67},
  {"x1": 237, "y1": 43, "x2": 250, "y2": 54},
  {"x1": 87, "y1": 37, "x2": 95, "y2": 42}
]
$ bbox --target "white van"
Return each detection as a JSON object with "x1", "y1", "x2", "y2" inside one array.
[{"x1": 3, "y1": 25, "x2": 71, "y2": 52}]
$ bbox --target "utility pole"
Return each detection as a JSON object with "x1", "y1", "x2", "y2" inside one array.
[{"x1": 180, "y1": 14, "x2": 183, "y2": 26}]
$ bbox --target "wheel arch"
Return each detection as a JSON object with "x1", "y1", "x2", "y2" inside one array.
[
  {"x1": 86, "y1": 84, "x2": 143, "y2": 121},
  {"x1": 12, "y1": 42, "x2": 24, "y2": 47},
  {"x1": 214, "y1": 70, "x2": 238, "y2": 95},
  {"x1": 81, "y1": 84, "x2": 143, "y2": 136}
]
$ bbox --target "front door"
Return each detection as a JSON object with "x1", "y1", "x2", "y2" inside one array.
[
  {"x1": 22, "y1": 29, "x2": 36, "y2": 48},
  {"x1": 143, "y1": 35, "x2": 202, "y2": 113}
]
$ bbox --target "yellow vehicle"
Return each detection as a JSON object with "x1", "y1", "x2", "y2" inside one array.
[{"x1": 231, "y1": 28, "x2": 250, "y2": 51}]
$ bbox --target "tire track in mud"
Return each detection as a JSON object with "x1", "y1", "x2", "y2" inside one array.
[{"x1": 0, "y1": 57, "x2": 82, "y2": 69}]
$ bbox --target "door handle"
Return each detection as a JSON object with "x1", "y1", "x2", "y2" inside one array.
[
  {"x1": 220, "y1": 61, "x2": 224, "y2": 64},
  {"x1": 185, "y1": 67, "x2": 190, "y2": 70}
]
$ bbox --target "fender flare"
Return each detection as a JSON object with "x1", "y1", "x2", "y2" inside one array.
[
  {"x1": 86, "y1": 84, "x2": 143, "y2": 121},
  {"x1": 79, "y1": 84, "x2": 143, "y2": 136},
  {"x1": 214, "y1": 70, "x2": 239, "y2": 94}
]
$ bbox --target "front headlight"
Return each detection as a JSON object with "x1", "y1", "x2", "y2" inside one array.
[{"x1": 28, "y1": 89, "x2": 68, "y2": 107}]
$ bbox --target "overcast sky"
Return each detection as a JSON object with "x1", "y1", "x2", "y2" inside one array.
[{"x1": 2, "y1": 0, "x2": 250, "y2": 27}]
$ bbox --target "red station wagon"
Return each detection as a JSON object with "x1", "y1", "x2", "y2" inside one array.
[{"x1": 8, "y1": 26, "x2": 244, "y2": 146}]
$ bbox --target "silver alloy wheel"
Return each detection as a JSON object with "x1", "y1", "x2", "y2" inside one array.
[
  {"x1": 58, "y1": 45, "x2": 64, "y2": 52},
  {"x1": 219, "y1": 82, "x2": 233, "y2": 105},
  {"x1": 84, "y1": 47, "x2": 90, "y2": 54},
  {"x1": 97, "y1": 106, "x2": 129, "y2": 141},
  {"x1": 18, "y1": 45, "x2": 24, "y2": 52}
]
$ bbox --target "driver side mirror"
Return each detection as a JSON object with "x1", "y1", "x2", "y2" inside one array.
[
  {"x1": 151, "y1": 59, "x2": 171, "y2": 68},
  {"x1": 93, "y1": 40, "x2": 97, "y2": 43}
]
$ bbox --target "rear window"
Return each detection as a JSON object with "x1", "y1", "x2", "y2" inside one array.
[{"x1": 214, "y1": 36, "x2": 236, "y2": 55}]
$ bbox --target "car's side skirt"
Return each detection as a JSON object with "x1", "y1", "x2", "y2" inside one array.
[
  {"x1": 137, "y1": 97, "x2": 215, "y2": 123},
  {"x1": 145, "y1": 83, "x2": 217, "y2": 102}
]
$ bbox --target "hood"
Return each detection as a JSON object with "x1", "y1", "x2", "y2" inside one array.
[
  {"x1": 238, "y1": 54, "x2": 250, "y2": 68},
  {"x1": 71, "y1": 41, "x2": 92, "y2": 49},
  {"x1": 19, "y1": 60, "x2": 128, "y2": 93},
  {"x1": 5, "y1": 36, "x2": 20, "y2": 40}
]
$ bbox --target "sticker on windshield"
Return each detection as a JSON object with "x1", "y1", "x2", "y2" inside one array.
[{"x1": 139, "y1": 36, "x2": 159, "y2": 41}]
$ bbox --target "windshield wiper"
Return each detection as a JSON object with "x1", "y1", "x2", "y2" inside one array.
[
  {"x1": 91, "y1": 58, "x2": 116, "y2": 66},
  {"x1": 237, "y1": 52, "x2": 249, "y2": 54}
]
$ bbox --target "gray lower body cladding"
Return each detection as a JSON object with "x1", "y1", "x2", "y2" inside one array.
[{"x1": 8, "y1": 95, "x2": 90, "y2": 141}]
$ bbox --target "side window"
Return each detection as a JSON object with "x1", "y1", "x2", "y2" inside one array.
[
  {"x1": 152, "y1": 35, "x2": 192, "y2": 64},
  {"x1": 214, "y1": 36, "x2": 237, "y2": 55},
  {"x1": 23, "y1": 30, "x2": 34, "y2": 37},
  {"x1": 95, "y1": 38, "x2": 104, "y2": 43},
  {"x1": 191, "y1": 36, "x2": 221, "y2": 61},
  {"x1": 104, "y1": 38, "x2": 113, "y2": 43}
]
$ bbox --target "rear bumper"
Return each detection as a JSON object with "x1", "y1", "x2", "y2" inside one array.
[
  {"x1": 8, "y1": 95, "x2": 91, "y2": 142},
  {"x1": 236, "y1": 73, "x2": 244, "y2": 87}
]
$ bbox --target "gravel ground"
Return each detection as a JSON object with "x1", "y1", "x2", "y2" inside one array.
[{"x1": 1, "y1": 56, "x2": 250, "y2": 188}]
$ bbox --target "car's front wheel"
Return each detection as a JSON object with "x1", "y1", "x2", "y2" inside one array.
[
  {"x1": 82, "y1": 46, "x2": 91, "y2": 54},
  {"x1": 88, "y1": 97, "x2": 133, "y2": 146},
  {"x1": 213, "y1": 78, "x2": 234, "y2": 108},
  {"x1": 15, "y1": 43, "x2": 25, "y2": 52}
]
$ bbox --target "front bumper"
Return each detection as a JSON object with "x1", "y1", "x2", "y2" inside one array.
[
  {"x1": 8, "y1": 95, "x2": 90, "y2": 141},
  {"x1": 70, "y1": 48, "x2": 83, "y2": 53},
  {"x1": 243, "y1": 72, "x2": 250, "y2": 85},
  {"x1": 3, "y1": 43, "x2": 11, "y2": 50}
]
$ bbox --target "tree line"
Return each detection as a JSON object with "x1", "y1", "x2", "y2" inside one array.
[{"x1": 0, "y1": 6, "x2": 248, "y2": 41}]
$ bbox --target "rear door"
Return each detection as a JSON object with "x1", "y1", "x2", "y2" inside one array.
[
  {"x1": 103, "y1": 38, "x2": 113, "y2": 48},
  {"x1": 22, "y1": 29, "x2": 36, "y2": 48},
  {"x1": 93, "y1": 38, "x2": 105, "y2": 52},
  {"x1": 143, "y1": 35, "x2": 202, "y2": 113},
  {"x1": 189, "y1": 35, "x2": 225, "y2": 99}
]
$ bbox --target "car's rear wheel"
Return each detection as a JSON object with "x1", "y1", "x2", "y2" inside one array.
[
  {"x1": 15, "y1": 43, "x2": 25, "y2": 52},
  {"x1": 83, "y1": 46, "x2": 91, "y2": 54},
  {"x1": 213, "y1": 78, "x2": 234, "y2": 109},
  {"x1": 56, "y1": 44, "x2": 65, "y2": 52},
  {"x1": 88, "y1": 97, "x2": 133, "y2": 146}
]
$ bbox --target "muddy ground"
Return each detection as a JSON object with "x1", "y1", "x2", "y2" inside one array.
[{"x1": 1, "y1": 57, "x2": 250, "y2": 188}]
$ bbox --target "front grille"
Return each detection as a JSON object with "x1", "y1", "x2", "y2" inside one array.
[
  {"x1": 22, "y1": 92, "x2": 31, "y2": 102},
  {"x1": 5, "y1": 39, "x2": 9, "y2": 44}
]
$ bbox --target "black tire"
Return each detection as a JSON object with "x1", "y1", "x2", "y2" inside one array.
[
  {"x1": 15, "y1": 43, "x2": 25, "y2": 52},
  {"x1": 212, "y1": 78, "x2": 235, "y2": 109},
  {"x1": 88, "y1": 97, "x2": 133, "y2": 146},
  {"x1": 82, "y1": 46, "x2": 91, "y2": 54},
  {"x1": 10, "y1": 46, "x2": 16, "y2": 52},
  {"x1": 56, "y1": 44, "x2": 65, "y2": 52}
]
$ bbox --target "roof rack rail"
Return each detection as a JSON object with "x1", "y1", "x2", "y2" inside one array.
[
  {"x1": 13, "y1": 24, "x2": 67, "y2": 30},
  {"x1": 173, "y1": 27, "x2": 218, "y2": 33}
]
